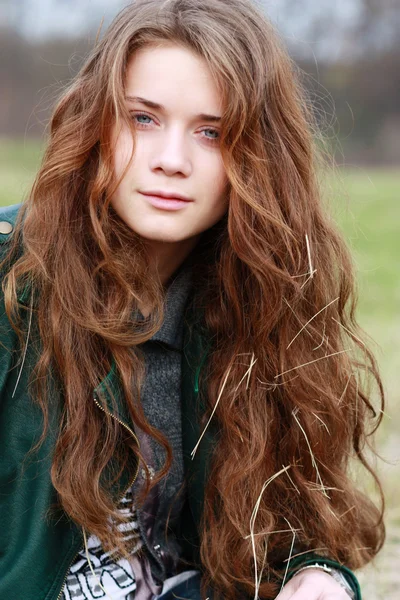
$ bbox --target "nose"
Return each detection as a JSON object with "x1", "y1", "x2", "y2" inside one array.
[{"x1": 149, "y1": 125, "x2": 192, "y2": 177}]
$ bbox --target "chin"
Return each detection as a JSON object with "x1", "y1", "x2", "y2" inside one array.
[{"x1": 138, "y1": 230, "x2": 189, "y2": 244}]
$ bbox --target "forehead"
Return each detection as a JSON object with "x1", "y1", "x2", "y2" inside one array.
[{"x1": 124, "y1": 43, "x2": 223, "y2": 115}]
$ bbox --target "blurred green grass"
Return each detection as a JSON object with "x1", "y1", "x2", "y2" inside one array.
[
  {"x1": 0, "y1": 136, "x2": 399, "y2": 597},
  {"x1": 0, "y1": 138, "x2": 45, "y2": 204},
  {"x1": 327, "y1": 168, "x2": 400, "y2": 444}
]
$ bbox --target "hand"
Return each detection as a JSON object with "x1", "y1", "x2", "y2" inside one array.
[{"x1": 275, "y1": 568, "x2": 350, "y2": 600}]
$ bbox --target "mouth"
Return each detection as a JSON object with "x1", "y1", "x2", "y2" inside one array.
[
  {"x1": 139, "y1": 191, "x2": 193, "y2": 211},
  {"x1": 139, "y1": 190, "x2": 193, "y2": 202}
]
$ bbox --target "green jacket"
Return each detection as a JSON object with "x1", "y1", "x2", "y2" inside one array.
[{"x1": 0, "y1": 203, "x2": 361, "y2": 599}]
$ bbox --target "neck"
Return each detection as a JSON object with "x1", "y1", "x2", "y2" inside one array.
[
  {"x1": 144, "y1": 235, "x2": 201, "y2": 286},
  {"x1": 137, "y1": 235, "x2": 199, "y2": 318}
]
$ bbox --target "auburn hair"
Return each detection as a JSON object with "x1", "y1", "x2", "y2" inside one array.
[{"x1": 2, "y1": 0, "x2": 384, "y2": 598}]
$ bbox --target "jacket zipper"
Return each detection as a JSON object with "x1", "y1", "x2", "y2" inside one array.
[{"x1": 55, "y1": 396, "x2": 140, "y2": 600}]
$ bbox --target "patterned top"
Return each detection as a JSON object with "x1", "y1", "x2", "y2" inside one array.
[{"x1": 62, "y1": 489, "x2": 142, "y2": 600}]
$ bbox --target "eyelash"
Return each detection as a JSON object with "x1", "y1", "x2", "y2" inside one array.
[{"x1": 130, "y1": 111, "x2": 220, "y2": 144}]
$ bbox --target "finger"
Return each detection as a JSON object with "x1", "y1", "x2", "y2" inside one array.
[
  {"x1": 276, "y1": 589, "x2": 349, "y2": 600},
  {"x1": 274, "y1": 579, "x2": 305, "y2": 600}
]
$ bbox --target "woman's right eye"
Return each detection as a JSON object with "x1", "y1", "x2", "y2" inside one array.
[{"x1": 131, "y1": 112, "x2": 154, "y2": 127}]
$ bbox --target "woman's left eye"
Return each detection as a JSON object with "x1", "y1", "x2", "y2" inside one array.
[{"x1": 200, "y1": 128, "x2": 220, "y2": 143}]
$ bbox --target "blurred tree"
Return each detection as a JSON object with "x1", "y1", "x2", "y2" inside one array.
[
  {"x1": 0, "y1": 0, "x2": 398, "y2": 164},
  {"x1": 277, "y1": 0, "x2": 398, "y2": 62},
  {"x1": 0, "y1": 28, "x2": 90, "y2": 136},
  {"x1": 355, "y1": 0, "x2": 399, "y2": 55}
]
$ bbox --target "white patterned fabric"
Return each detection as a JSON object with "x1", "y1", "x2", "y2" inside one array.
[{"x1": 62, "y1": 489, "x2": 143, "y2": 600}]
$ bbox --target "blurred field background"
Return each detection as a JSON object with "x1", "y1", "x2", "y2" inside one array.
[{"x1": 0, "y1": 0, "x2": 399, "y2": 598}]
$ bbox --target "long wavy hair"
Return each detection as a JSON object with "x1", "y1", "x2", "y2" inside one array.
[{"x1": 2, "y1": 0, "x2": 385, "y2": 598}]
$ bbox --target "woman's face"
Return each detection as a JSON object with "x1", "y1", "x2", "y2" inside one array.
[{"x1": 110, "y1": 43, "x2": 229, "y2": 255}]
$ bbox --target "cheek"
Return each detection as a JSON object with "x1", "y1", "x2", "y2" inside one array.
[
  {"x1": 204, "y1": 151, "x2": 228, "y2": 191},
  {"x1": 113, "y1": 130, "x2": 135, "y2": 179}
]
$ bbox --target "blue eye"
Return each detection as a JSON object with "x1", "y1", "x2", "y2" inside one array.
[
  {"x1": 132, "y1": 113, "x2": 153, "y2": 126},
  {"x1": 202, "y1": 128, "x2": 219, "y2": 141}
]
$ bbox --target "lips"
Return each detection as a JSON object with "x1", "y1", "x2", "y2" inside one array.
[
  {"x1": 139, "y1": 190, "x2": 193, "y2": 202},
  {"x1": 139, "y1": 192, "x2": 193, "y2": 211}
]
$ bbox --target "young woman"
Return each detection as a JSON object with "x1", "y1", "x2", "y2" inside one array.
[{"x1": 0, "y1": 1, "x2": 385, "y2": 599}]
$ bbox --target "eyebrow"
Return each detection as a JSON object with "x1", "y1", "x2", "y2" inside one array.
[{"x1": 125, "y1": 95, "x2": 221, "y2": 123}]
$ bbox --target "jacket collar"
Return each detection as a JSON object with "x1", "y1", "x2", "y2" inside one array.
[{"x1": 94, "y1": 298, "x2": 212, "y2": 427}]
